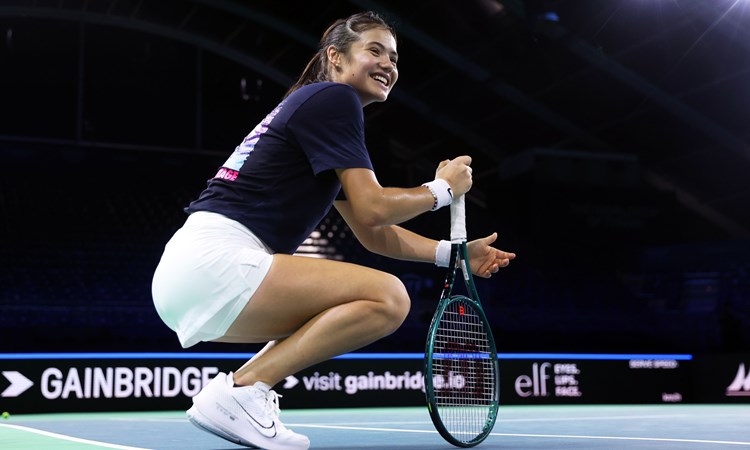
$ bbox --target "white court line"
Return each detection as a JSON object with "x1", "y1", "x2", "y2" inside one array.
[
  {"x1": 493, "y1": 433, "x2": 750, "y2": 446},
  {"x1": 495, "y1": 413, "x2": 691, "y2": 423},
  {"x1": 290, "y1": 423, "x2": 438, "y2": 434},
  {"x1": 109, "y1": 417, "x2": 187, "y2": 423},
  {"x1": 289, "y1": 424, "x2": 750, "y2": 446},
  {"x1": 0, "y1": 423, "x2": 152, "y2": 450},
  {"x1": 292, "y1": 413, "x2": 690, "y2": 426}
]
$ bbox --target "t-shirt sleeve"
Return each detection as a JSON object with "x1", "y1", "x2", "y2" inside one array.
[{"x1": 286, "y1": 84, "x2": 373, "y2": 175}]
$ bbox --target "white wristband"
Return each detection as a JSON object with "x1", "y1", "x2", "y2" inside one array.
[
  {"x1": 435, "y1": 240, "x2": 451, "y2": 267},
  {"x1": 422, "y1": 179, "x2": 453, "y2": 211}
]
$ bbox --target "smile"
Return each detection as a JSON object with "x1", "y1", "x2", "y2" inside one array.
[{"x1": 372, "y1": 74, "x2": 389, "y2": 87}]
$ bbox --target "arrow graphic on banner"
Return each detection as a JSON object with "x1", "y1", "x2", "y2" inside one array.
[
  {"x1": 1, "y1": 371, "x2": 34, "y2": 397},
  {"x1": 283, "y1": 375, "x2": 299, "y2": 389}
]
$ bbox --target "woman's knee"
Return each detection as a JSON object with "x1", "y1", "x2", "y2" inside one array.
[{"x1": 377, "y1": 273, "x2": 411, "y2": 329}]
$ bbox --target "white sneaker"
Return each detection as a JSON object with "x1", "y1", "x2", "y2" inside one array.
[{"x1": 187, "y1": 372, "x2": 310, "y2": 450}]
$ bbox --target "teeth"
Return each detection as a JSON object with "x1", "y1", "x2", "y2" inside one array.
[{"x1": 372, "y1": 75, "x2": 388, "y2": 86}]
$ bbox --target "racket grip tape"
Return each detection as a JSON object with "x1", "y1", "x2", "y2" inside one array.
[{"x1": 450, "y1": 195, "x2": 466, "y2": 243}]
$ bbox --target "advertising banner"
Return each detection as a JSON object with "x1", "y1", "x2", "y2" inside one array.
[
  {"x1": 499, "y1": 355, "x2": 690, "y2": 405},
  {"x1": 0, "y1": 353, "x2": 427, "y2": 414},
  {"x1": 3, "y1": 352, "x2": 738, "y2": 414}
]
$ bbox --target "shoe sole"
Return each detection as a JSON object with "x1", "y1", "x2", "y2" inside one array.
[{"x1": 187, "y1": 404, "x2": 260, "y2": 449}]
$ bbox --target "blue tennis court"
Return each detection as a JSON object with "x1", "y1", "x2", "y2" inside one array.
[{"x1": 2, "y1": 404, "x2": 749, "y2": 449}]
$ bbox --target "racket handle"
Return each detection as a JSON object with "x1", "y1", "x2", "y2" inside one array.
[{"x1": 450, "y1": 195, "x2": 466, "y2": 243}]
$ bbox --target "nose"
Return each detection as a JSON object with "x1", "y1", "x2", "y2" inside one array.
[
  {"x1": 379, "y1": 56, "x2": 395, "y2": 72},
  {"x1": 381, "y1": 60, "x2": 395, "y2": 74}
]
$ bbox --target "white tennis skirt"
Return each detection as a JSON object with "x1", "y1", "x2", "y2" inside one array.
[{"x1": 152, "y1": 211, "x2": 274, "y2": 348}]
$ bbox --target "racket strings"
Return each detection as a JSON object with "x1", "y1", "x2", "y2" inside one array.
[{"x1": 432, "y1": 299, "x2": 497, "y2": 439}]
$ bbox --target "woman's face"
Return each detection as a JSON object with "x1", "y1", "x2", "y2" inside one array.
[{"x1": 330, "y1": 27, "x2": 399, "y2": 107}]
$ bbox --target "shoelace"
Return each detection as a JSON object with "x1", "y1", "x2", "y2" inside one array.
[{"x1": 264, "y1": 390, "x2": 282, "y2": 419}]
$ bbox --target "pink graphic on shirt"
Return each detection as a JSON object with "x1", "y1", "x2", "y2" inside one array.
[{"x1": 215, "y1": 168, "x2": 239, "y2": 181}]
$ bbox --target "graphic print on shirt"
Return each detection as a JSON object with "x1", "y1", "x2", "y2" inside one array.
[{"x1": 215, "y1": 102, "x2": 286, "y2": 181}]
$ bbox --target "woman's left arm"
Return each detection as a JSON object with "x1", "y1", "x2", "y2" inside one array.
[
  {"x1": 334, "y1": 200, "x2": 515, "y2": 278},
  {"x1": 466, "y1": 232, "x2": 516, "y2": 278}
]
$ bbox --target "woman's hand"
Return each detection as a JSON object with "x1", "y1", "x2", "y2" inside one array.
[
  {"x1": 435, "y1": 156, "x2": 473, "y2": 198},
  {"x1": 467, "y1": 233, "x2": 516, "y2": 279}
]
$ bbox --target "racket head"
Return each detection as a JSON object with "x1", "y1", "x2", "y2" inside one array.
[{"x1": 424, "y1": 294, "x2": 500, "y2": 447}]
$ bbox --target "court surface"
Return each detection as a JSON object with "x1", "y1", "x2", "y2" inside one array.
[{"x1": 1, "y1": 404, "x2": 749, "y2": 449}]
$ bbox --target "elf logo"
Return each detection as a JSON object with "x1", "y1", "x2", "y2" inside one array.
[
  {"x1": 726, "y1": 363, "x2": 750, "y2": 397},
  {"x1": 515, "y1": 362, "x2": 552, "y2": 397}
]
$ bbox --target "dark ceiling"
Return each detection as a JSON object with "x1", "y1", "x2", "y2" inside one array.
[{"x1": 2, "y1": 0, "x2": 749, "y2": 242}]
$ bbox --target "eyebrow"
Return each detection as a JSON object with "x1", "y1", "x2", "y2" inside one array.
[{"x1": 367, "y1": 41, "x2": 399, "y2": 60}]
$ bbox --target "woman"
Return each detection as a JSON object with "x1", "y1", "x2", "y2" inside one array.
[{"x1": 152, "y1": 11, "x2": 515, "y2": 450}]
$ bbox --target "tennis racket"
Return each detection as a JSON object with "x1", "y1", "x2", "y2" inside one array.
[{"x1": 424, "y1": 195, "x2": 500, "y2": 447}]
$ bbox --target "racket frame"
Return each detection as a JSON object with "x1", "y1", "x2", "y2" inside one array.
[{"x1": 424, "y1": 197, "x2": 500, "y2": 448}]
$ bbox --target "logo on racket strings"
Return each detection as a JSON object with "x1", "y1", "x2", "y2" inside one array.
[
  {"x1": 432, "y1": 372, "x2": 466, "y2": 390},
  {"x1": 432, "y1": 342, "x2": 490, "y2": 396}
]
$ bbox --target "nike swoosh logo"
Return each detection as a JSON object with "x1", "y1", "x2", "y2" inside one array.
[{"x1": 235, "y1": 399, "x2": 277, "y2": 438}]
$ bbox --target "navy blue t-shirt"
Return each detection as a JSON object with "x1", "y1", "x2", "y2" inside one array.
[{"x1": 185, "y1": 82, "x2": 373, "y2": 254}]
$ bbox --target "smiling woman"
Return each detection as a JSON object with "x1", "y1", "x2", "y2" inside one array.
[
  {"x1": 284, "y1": 12, "x2": 399, "y2": 105},
  {"x1": 151, "y1": 9, "x2": 514, "y2": 450},
  {"x1": 326, "y1": 28, "x2": 399, "y2": 106}
]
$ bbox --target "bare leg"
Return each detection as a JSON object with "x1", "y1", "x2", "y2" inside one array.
[
  {"x1": 235, "y1": 339, "x2": 281, "y2": 373},
  {"x1": 213, "y1": 254, "x2": 410, "y2": 387}
]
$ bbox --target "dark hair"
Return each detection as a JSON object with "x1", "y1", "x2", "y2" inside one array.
[{"x1": 284, "y1": 11, "x2": 396, "y2": 98}]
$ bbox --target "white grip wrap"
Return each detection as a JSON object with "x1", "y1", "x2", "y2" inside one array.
[
  {"x1": 450, "y1": 194, "x2": 466, "y2": 243},
  {"x1": 422, "y1": 179, "x2": 453, "y2": 211}
]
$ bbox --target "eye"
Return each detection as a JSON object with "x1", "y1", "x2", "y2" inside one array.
[{"x1": 369, "y1": 47, "x2": 380, "y2": 56}]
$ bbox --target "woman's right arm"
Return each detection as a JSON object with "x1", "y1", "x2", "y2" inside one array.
[{"x1": 335, "y1": 155, "x2": 473, "y2": 227}]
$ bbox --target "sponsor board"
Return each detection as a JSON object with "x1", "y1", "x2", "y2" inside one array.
[
  {"x1": 501, "y1": 356, "x2": 690, "y2": 405},
  {"x1": 0, "y1": 354, "x2": 428, "y2": 413},
  {"x1": 6, "y1": 352, "x2": 745, "y2": 413},
  {"x1": 1, "y1": 361, "x2": 221, "y2": 413}
]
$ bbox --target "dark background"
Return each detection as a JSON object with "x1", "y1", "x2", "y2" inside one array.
[{"x1": 1, "y1": 0, "x2": 748, "y2": 356}]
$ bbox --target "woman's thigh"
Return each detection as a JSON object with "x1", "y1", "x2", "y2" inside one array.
[{"x1": 217, "y1": 254, "x2": 408, "y2": 342}]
